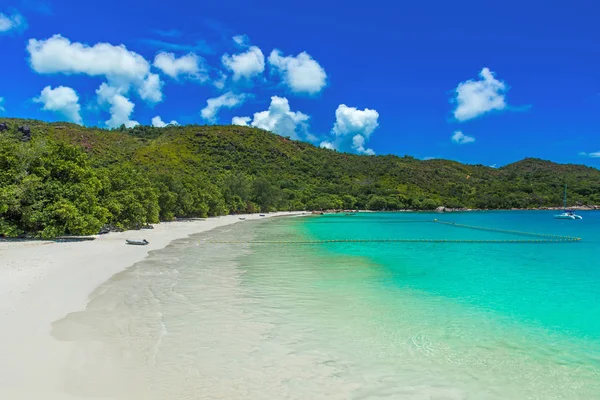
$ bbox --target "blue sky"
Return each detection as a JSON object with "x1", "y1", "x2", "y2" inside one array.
[{"x1": 0, "y1": 0, "x2": 599, "y2": 167}]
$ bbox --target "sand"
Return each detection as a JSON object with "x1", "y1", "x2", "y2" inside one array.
[{"x1": 0, "y1": 212, "x2": 306, "y2": 399}]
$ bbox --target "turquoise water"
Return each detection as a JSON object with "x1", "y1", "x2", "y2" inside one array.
[
  {"x1": 299, "y1": 212, "x2": 600, "y2": 339},
  {"x1": 240, "y1": 211, "x2": 600, "y2": 399},
  {"x1": 53, "y1": 212, "x2": 600, "y2": 399}
]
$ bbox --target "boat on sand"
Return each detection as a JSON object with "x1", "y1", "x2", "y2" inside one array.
[{"x1": 126, "y1": 239, "x2": 149, "y2": 245}]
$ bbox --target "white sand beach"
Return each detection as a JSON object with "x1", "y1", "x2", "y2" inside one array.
[{"x1": 0, "y1": 212, "x2": 305, "y2": 400}]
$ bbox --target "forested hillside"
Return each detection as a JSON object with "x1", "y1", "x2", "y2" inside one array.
[{"x1": 1, "y1": 118, "x2": 599, "y2": 238}]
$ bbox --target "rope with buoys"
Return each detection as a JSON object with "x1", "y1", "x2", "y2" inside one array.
[
  {"x1": 432, "y1": 219, "x2": 581, "y2": 241},
  {"x1": 203, "y1": 219, "x2": 581, "y2": 245}
]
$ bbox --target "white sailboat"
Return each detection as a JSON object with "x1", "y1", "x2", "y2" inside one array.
[{"x1": 554, "y1": 184, "x2": 582, "y2": 220}]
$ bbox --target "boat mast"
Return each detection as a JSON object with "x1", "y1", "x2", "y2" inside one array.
[{"x1": 563, "y1": 184, "x2": 567, "y2": 210}]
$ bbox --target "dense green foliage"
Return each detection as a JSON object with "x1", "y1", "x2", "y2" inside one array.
[{"x1": 1, "y1": 118, "x2": 599, "y2": 238}]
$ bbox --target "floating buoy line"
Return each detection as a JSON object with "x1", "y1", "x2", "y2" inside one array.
[{"x1": 204, "y1": 219, "x2": 581, "y2": 245}]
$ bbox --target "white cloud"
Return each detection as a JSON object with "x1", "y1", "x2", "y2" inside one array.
[
  {"x1": 0, "y1": 97, "x2": 4, "y2": 112},
  {"x1": 332, "y1": 104, "x2": 379, "y2": 138},
  {"x1": 580, "y1": 151, "x2": 600, "y2": 158},
  {"x1": 352, "y1": 134, "x2": 375, "y2": 155},
  {"x1": 233, "y1": 34, "x2": 249, "y2": 47},
  {"x1": 28, "y1": 34, "x2": 148, "y2": 81},
  {"x1": 96, "y1": 83, "x2": 139, "y2": 128},
  {"x1": 138, "y1": 73, "x2": 163, "y2": 103},
  {"x1": 34, "y1": 85, "x2": 82, "y2": 124},
  {"x1": 0, "y1": 11, "x2": 26, "y2": 34},
  {"x1": 213, "y1": 71, "x2": 227, "y2": 90},
  {"x1": 153, "y1": 52, "x2": 207, "y2": 81},
  {"x1": 201, "y1": 92, "x2": 247, "y2": 122},
  {"x1": 318, "y1": 104, "x2": 379, "y2": 155},
  {"x1": 320, "y1": 141, "x2": 336, "y2": 150},
  {"x1": 222, "y1": 46, "x2": 265, "y2": 80},
  {"x1": 240, "y1": 96, "x2": 310, "y2": 140},
  {"x1": 232, "y1": 116, "x2": 251, "y2": 126},
  {"x1": 151, "y1": 115, "x2": 178, "y2": 127},
  {"x1": 453, "y1": 67, "x2": 507, "y2": 121},
  {"x1": 27, "y1": 34, "x2": 163, "y2": 103},
  {"x1": 268, "y1": 50, "x2": 327, "y2": 95},
  {"x1": 451, "y1": 130, "x2": 475, "y2": 145}
]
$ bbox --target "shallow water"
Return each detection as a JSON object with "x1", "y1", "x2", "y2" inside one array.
[{"x1": 53, "y1": 212, "x2": 600, "y2": 399}]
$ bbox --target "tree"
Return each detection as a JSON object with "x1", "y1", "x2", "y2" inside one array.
[
  {"x1": 2, "y1": 118, "x2": 600, "y2": 238},
  {"x1": 98, "y1": 163, "x2": 159, "y2": 230},
  {"x1": 252, "y1": 177, "x2": 280, "y2": 212},
  {"x1": 222, "y1": 172, "x2": 252, "y2": 213},
  {"x1": 342, "y1": 194, "x2": 357, "y2": 209},
  {"x1": 307, "y1": 194, "x2": 343, "y2": 210},
  {"x1": 366, "y1": 195, "x2": 387, "y2": 210},
  {"x1": 0, "y1": 137, "x2": 108, "y2": 238}
]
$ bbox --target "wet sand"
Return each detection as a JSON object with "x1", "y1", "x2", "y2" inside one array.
[{"x1": 0, "y1": 212, "x2": 305, "y2": 399}]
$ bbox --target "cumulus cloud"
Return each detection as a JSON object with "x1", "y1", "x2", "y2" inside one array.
[
  {"x1": 352, "y1": 134, "x2": 375, "y2": 155},
  {"x1": 268, "y1": 50, "x2": 327, "y2": 95},
  {"x1": 201, "y1": 92, "x2": 247, "y2": 122},
  {"x1": 151, "y1": 115, "x2": 178, "y2": 127},
  {"x1": 320, "y1": 141, "x2": 336, "y2": 150},
  {"x1": 232, "y1": 116, "x2": 251, "y2": 126},
  {"x1": 0, "y1": 11, "x2": 26, "y2": 34},
  {"x1": 452, "y1": 67, "x2": 508, "y2": 121},
  {"x1": 153, "y1": 52, "x2": 207, "y2": 81},
  {"x1": 318, "y1": 104, "x2": 379, "y2": 155},
  {"x1": 138, "y1": 73, "x2": 163, "y2": 103},
  {"x1": 34, "y1": 85, "x2": 82, "y2": 124},
  {"x1": 27, "y1": 34, "x2": 163, "y2": 103},
  {"x1": 233, "y1": 96, "x2": 310, "y2": 140},
  {"x1": 28, "y1": 34, "x2": 148, "y2": 81},
  {"x1": 0, "y1": 97, "x2": 4, "y2": 112},
  {"x1": 96, "y1": 83, "x2": 138, "y2": 128},
  {"x1": 222, "y1": 46, "x2": 265, "y2": 80},
  {"x1": 451, "y1": 130, "x2": 475, "y2": 145},
  {"x1": 249, "y1": 96, "x2": 310, "y2": 139},
  {"x1": 332, "y1": 104, "x2": 379, "y2": 138}
]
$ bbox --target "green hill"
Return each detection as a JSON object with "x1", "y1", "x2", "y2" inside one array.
[{"x1": 1, "y1": 118, "x2": 599, "y2": 238}]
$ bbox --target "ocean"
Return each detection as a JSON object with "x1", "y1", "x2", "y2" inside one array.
[{"x1": 52, "y1": 211, "x2": 600, "y2": 399}]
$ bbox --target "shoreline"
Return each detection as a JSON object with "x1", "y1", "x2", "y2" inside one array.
[
  {"x1": 0, "y1": 211, "x2": 307, "y2": 399},
  {"x1": 316, "y1": 206, "x2": 600, "y2": 214}
]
